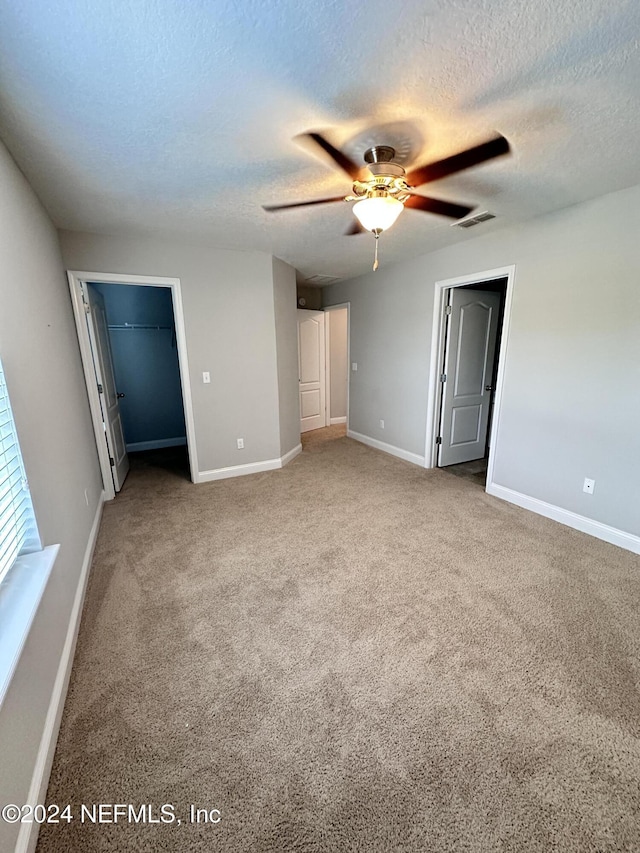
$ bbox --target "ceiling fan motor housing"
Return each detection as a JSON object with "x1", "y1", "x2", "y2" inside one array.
[{"x1": 351, "y1": 156, "x2": 411, "y2": 202}]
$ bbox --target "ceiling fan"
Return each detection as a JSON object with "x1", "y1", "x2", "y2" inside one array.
[{"x1": 263, "y1": 132, "x2": 510, "y2": 269}]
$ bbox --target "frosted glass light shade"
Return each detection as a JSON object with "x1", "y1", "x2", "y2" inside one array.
[{"x1": 353, "y1": 195, "x2": 404, "y2": 232}]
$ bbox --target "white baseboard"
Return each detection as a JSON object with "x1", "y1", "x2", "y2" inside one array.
[
  {"x1": 347, "y1": 430, "x2": 425, "y2": 467},
  {"x1": 281, "y1": 443, "x2": 302, "y2": 466},
  {"x1": 197, "y1": 443, "x2": 303, "y2": 483},
  {"x1": 16, "y1": 492, "x2": 106, "y2": 853},
  {"x1": 486, "y1": 482, "x2": 640, "y2": 556},
  {"x1": 126, "y1": 437, "x2": 186, "y2": 452},
  {"x1": 329, "y1": 417, "x2": 347, "y2": 425},
  {"x1": 198, "y1": 458, "x2": 281, "y2": 483}
]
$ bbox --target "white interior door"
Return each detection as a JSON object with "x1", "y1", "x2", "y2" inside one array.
[
  {"x1": 85, "y1": 285, "x2": 130, "y2": 491},
  {"x1": 438, "y1": 288, "x2": 502, "y2": 466},
  {"x1": 297, "y1": 309, "x2": 326, "y2": 433}
]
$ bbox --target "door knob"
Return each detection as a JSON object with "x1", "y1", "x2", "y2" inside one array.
[
  {"x1": 116, "y1": 392, "x2": 126, "y2": 398},
  {"x1": 485, "y1": 385, "x2": 494, "y2": 391}
]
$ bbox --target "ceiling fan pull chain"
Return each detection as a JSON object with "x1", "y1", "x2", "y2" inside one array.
[{"x1": 373, "y1": 232, "x2": 379, "y2": 271}]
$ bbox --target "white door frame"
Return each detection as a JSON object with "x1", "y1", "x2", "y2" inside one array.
[
  {"x1": 323, "y1": 303, "x2": 350, "y2": 429},
  {"x1": 424, "y1": 266, "x2": 515, "y2": 489},
  {"x1": 67, "y1": 270, "x2": 198, "y2": 499}
]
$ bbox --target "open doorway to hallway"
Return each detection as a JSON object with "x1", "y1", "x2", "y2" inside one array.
[
  {"x1": 425, "y1": 266, "x2": 515, "y2": 490},
  {"x1": 438, "y1": 278, "x2": 507, "y2": 487},
  {"x1": 297, "y1": 304, "x2": 349, "y2": 436},
  {"x1": 325, "y1": 306, "x2": 349, "y2": 426}
]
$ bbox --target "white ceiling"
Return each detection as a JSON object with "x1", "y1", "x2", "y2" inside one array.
[{"x1": 1, "y1": 0, "x2": 639, "y2": 282}]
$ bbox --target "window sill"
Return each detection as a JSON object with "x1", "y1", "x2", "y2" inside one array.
[{"x1": 0, "y1": 545, "x2": 60, "y2": 709}]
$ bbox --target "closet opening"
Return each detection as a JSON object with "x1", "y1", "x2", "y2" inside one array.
[
  {"x1": 68, "y1": 271, "x2": 197, "y2": 499},
  {"x1": 91, "y1": 282, "x2": 189, "y2": 482}
]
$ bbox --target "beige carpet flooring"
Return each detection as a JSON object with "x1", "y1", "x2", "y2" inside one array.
[{"x1": 37, "y1": 428, "x2": 640, "y2": 852}]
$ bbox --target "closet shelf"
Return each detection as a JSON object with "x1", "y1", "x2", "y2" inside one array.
[{"x1": 107, "y1": 324, "x2": 172, "y2": 331}]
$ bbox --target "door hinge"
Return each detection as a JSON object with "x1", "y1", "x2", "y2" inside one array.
[
  {"x1": 440, "y1": 373, "x2": 446, "y2": 383},
  {"x1": 436, "y1": 436, "x2": 442, "y2": 445},
  {"x1": 109, "y1": 456, "x2": 115, "y2": 467},
  {"x1": 97, "y1": 383, "x2": 103, "y2": 394},
  {"x1": 445, "y1": 305, "x2": 452, "y2": 315}
]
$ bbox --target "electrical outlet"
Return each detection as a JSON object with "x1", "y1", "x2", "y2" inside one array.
[
  {"x1": 379, "y1": 419, "x2": 385, "y2": 429},
  {"x1": 351, "y1": 362, "x2": 358, "y2": 371},
  {"x1": 583, "y1": 477, "x2": 595, "y2": 495},
  {"x1": 202, "y1": 371, "x2": 211, "y2": 384},
  {"x1": 237, "y1": 438, "x2": 244, "y2": 449}
]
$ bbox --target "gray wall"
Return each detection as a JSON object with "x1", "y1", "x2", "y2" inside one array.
[
  {"x1": 60, "y1": 231, "x2": 283, "y2": 474},
  {"x1": 91, "y1": 283, "x2": 186, "y2": 449},
  {"x1": 272, "y1": 257, "x2": 301, "y2": 457},
  {"x1": 327, "y1": 308, "x2": 348, "y2": 420},
  {"x1": 325, "y1": 182, "x2": 640, "y2": 538},
  {"x1": 0, "y1": 141, "x2": 103, "y2": 852}
]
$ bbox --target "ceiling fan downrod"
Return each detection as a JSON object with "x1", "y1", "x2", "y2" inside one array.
[{"x1": 364, "y1": 145, "x2": 397, "y2": 164}]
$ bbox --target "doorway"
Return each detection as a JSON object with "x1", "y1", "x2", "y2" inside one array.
[
  {"x1": 425, "y1": 266, "x2": 515, "y2": 489},
  {"x1": 324, "y1": 306, "x2": 349, "y2": 426},
  {"x1": 68, "y1": 271, "x2": 198, "y2": 499},
  {"x1": 89, "y1": 283, "x2": 187, "y2": 448},
  {"x1": 297, "y1": 304, "x2": 349, "y2": 435}
]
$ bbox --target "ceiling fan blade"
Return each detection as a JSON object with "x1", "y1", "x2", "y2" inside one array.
[
  {"x1": 406, "y1": 135, "x2": 510, "y2": 187},
  {"x1": 304, "y1": 132, "x2": 363, "y2": 180},
  {"x1": 344, "y1": 220, "x2": 365, "y2": 235},
  {"x1": 262, "y1": 196, "x2": 346, "y2": 212},
  {"x1": 404, "y1": 194, "x2": 474, "y2": 219}
]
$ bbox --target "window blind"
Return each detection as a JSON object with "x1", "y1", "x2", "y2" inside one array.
[{"x1": 0, "y1": 360, "x2": 40, "y2": 585}]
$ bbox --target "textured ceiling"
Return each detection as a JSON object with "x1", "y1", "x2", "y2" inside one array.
[{"x1": 0, "y1": 0, "x2": 639, "y2": 282}]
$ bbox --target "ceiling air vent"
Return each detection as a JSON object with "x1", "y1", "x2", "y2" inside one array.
[
  {"x1": 305, "y1": 274, "x2": 340, "y2": 285},
  {"x1": 452, "y1": 211, "x2": 496, "y2": 229}
]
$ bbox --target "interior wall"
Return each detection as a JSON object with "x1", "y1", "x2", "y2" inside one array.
[
  {"x1": 324, "y1": 181, "x2": 640, "y2": 539},
  {"x1": 327, "y1": 308, "x2": 348, "y2": 421},
  {"x1": 59, "y1": 231, "x2": 283, "y2": 475},
  {"x1": 272, "y1": 257, "x2": 301, "y2": 457},
  {"x1": 0, "y1": 141, "x2": 103, "y2": 852},
  {"x1": 91, "y1": 283, "x2": 186, "y2": 450}
]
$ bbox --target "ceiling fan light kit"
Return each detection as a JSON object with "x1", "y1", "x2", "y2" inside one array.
[
  {"x1": 353, "y1": 194, "x2": 404, "y2": 232},
  {"x1": 352, "y1": 188, "x2": 405, "y2": 271},
  {"x1": 264, "y1": 132, "x2": 510, "y2": 271}
]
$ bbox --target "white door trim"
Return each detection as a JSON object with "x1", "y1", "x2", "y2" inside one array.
[
  {"x1": 323, "y1": 302, "x2": 350, "y2": 430},
  {"x1": 424, "y1": 265, "x2": 515, "y2": 490},
  {"x1": 67, "y1": 270, "x2": 198, "y2": 499}
]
